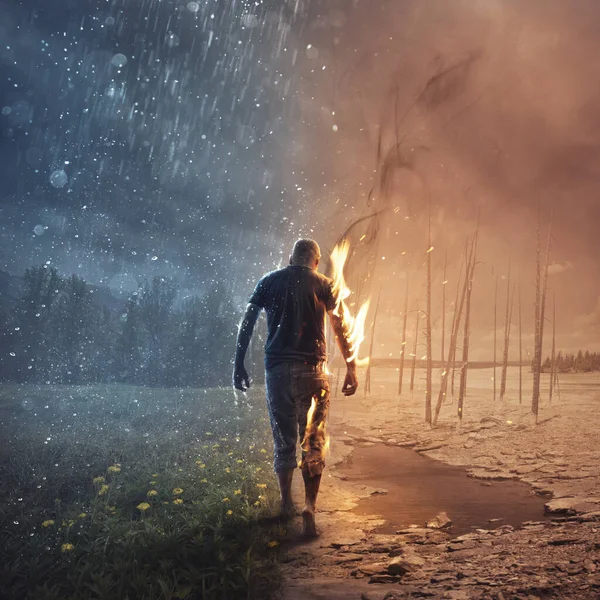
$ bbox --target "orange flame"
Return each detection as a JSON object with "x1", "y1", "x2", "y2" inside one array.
[
  {"x1": 330, "y1": 239, "x2": 371, "y2": 366},
  {"x1": 301, "y1": 393, "x2": 330, "y2": 458}
]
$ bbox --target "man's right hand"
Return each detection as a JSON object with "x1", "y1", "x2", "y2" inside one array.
[
  {"x1": 342, "y1": 366, "x2": 358, "y2": 396},
  {"x1": 233, "y1": 364, "x2": 251, "y2": 392}
]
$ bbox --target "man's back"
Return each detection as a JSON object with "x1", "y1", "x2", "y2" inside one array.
[{"x1": 249, "y1": 265, "x2": 336, "y2": 366}]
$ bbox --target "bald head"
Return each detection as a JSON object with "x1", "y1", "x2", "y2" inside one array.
[{"x1": 290, "y1": 239, "x2": 321, "y2": 269}]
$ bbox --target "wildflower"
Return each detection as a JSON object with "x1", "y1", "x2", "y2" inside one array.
[
  {"x1": 226, "y1": 509, "x2": 233, "y2": 516},
  {"x1": 195, "y1": 461, "x2": 206, "y2": 468},
  {"x1": 234, "y1": 489, "x2": 242, "y2": 496},
  {"x1": 256, "y1": 483, "x2": 267, "y2": 489},
  {"x1": 225, "y1": 467, "x2": 231, "y2": 473},
  {"x1": 98, "y1": 484, "x2": 109, "y2": 496},
  {"x1": 107, "y1": 465, "x2": 121, "y2": 474},
  {"x1": 267, "y1": 541, "x2": 279, "y2": 548},
  {"x1": 236, "y1": 459, "x2": 244, "y2": 464},
  {"x1": 222, "y1": 497, "x2": 230, "y2": 503},
  {"x1": 92, "y1": 476, "x2": 105, "y2": 485},
  {"x1": 147, "y1": 490, "x2": 158, "y2": 497},
  {"x1": 212, "y1": 443, "x2": 220, "y2": 449},
  {"x1": 61, "y1": 543, "x2": 75, "y2": 553},
  {"x1": 173, "y1": 498, "x2": 183, "y2": 505},
  {"x1": 253, "y1": 501, "x2": 260, "y2": 506},
  {"x1": 149, "y1": 480, "x2": 157, "y2": 485},
  {"x1": 152, "y1": 474, "x2": 159, "y2": 477},
  {"x1": 78, "y1": 513, "x2": 87, "y2": 519},
  {"x1": 200, "y1": 478, "x2": 208, "y2": 483},
  {"x1": 106, "y1": 506, "x2": 117, "y2": 514},
  {"x1": 137, "y1": 502, "x2": 151, "y2": 512},
  {"x1": 255, "y1": 467, "x2": 262, "y2": 473},
  {"x1": 260, "y1": 449, "x2": 267, "y2": 454},
  {"x1": 172, "y1": 487, "x2": 184, "y2": 496},
  {"x1": 41, "y1": 520, "x2": 55, "y2": 528},
  {"x1": 206, "y1": 432, "x2": 212, "y2": 436}
]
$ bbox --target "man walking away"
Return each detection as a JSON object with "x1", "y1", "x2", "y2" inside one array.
[{"x1": 233, "y1": 239, "x2": 358, "y2": 537}]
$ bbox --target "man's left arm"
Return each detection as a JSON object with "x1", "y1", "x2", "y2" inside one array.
[{"x1": 233, "y1": 303, "x2": 261, "y2": 391}]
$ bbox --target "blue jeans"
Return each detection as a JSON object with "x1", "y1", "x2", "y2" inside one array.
[{"x1": 265, "y1": 361, "x2": 330, "y2": 475}]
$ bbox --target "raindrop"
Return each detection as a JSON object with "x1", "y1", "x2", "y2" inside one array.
[
  {"x1": 50, "y1": 170, "x2": 68, "y2": 188},
  {"x1": 242, "y1": 14, "x2": 258, "y2": 28},
  {"x1": 105, "y1": 16, "x2": 115, "y2": 26},
  {"x1": 166, "y1": 33, "x2": 180, "y2": 48},
  {"x1": 1, "y1": 106, "x2": 11, "y2": 115},
  {"x1": 110, "y1": 53, "x2": 127, "y2": 68},
  {"x1": 186, "y1": 1, "x2": 199, "y2": 13},
  {"x1": 151, "y1": 256, "x2": 158, "y2": 261},
  {"x1": 34, "y1": 224, "x2": 45, "y2": 235}
]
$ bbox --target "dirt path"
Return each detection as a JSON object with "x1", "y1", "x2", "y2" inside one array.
[{"x1": 279, "y1": 370, "x2": 600, "y2": 600}]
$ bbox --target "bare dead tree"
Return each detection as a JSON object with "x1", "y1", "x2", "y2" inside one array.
[
  {"x1": 441, "y1": 244, "x2": 448, "y2": 365},
  {"x1": 450, "y1": 261, "x2": 463, "y2": 397},
  {"x1": 549, "y1": 292, "x2": 556, "y2": 403},
  {"x1": 532, "y1": 212, "x2": 553, "y2": 422},
  {"x1": 433, "y1": 233, "x2": 475, "y2": 425},
  {"x1": 398, "y1": 277, "x2": 409, "y2": 396},
  {"x1": 499, "y1": 260, "x2": 513, "y2": 401},
  {"x1": 493, "y1": 272, "x2": 498, "y2": 402},
  {"x1": 425, "y1": 213, "x2": 433, "y2": 424},
  {"x1": 410, "y1": 301, "x2": 419, "y2": 394},
  {"x1": 458, "y1": 223, "x2": 479, "y2": 420},
  {"x1": 364, "y1": 288, "x2": 382, "y2": 395},
  {"x1": 518, "y1": 275, "x2": 523, "y2": 405}
]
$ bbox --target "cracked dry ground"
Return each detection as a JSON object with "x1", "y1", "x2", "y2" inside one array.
[{"x1": 278, "y1": 371, "x2": 600, "y2": 600}]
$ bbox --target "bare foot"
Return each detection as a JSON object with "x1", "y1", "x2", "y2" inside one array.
[{"x1": 301, "y1": 509, "x2": 320, "y2": 538}]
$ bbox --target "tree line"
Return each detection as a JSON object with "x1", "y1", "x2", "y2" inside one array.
[
  {"x1": 543, "y1": 350, "x2": 600, "y2": 374},
  {"x1": 0, "y1": 266, "x2": 258, "y2": 387}
]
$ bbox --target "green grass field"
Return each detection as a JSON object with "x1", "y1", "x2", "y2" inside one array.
[{"x1": 0, "y1": 383, "x2": 282, "y2": 600}]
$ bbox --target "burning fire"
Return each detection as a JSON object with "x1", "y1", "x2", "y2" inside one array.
[
  {"x1": 301, "y1": 390, "x2": 330, "y2": 472},
  {"x1": 330, "y1": 239, "x2": 371, "y2": 366}
]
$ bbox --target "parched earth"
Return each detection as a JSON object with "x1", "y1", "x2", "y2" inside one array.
[{"x1": 279, "y1": 370, "x2": 600, "y2": 600}]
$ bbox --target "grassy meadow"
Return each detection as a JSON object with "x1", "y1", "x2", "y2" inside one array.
[{"x1": 0, "y1": 383, "x2": 283, "y2": 600}]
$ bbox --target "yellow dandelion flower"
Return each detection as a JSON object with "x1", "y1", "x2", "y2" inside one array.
[
  {"x1": 258, "y1": 495, "x2": 265, "y2": 500},
  {"x1": 212, "y1": 444, "x2": 220, "y2": 449},
  {"x1": 206, "y1": 432, "x2": 212, "y2": 436},
  {"x1": 107, "y1": 465, "x2": 121, "y2": 474},
  {"x1": 195, "y1": 461, "x2": 206, "y2": 468},
  {"x1": 226, "y1": 509, "x2": 233, "y2": 515},
  {"x1": 172, "y1": 487, "x2": 184, "y2": 495},
  {"x1": 136, "y1": 502, "x2": 151, "y2": 512},
  {"x1": 98, "y1": 484, "x2": 109, "y2": 496},
  {"x1": 173, "y1": 498, "x2": 184, "y2": 505},
  {"x1": 61, "y1": 543, "x2": 75, "y2": 553},
  {"x1": 67, "y1": 520, "x2": 75, "y2": 527},
  {"x1": 200, "y1": 478, "x2": 208, "y2": 483},
  {"x1": 147, "y1": 490, "x2": 158, "y2": 497},
  {"x1": 78, "y1": 513, "x2": 86, "y2": 519},
  {"x1": 41, "y1": 520, "x2": 55, "y2": 528},
  {"x1": 222, "y1": 497, "x2": 230, "y2": 503},
  {"x1": 259, "y1": 449, "x2": 267, "y2": 454},
  {"x1": 228, "y1": 451, "x2": 233, "y2": 456},
  {"x1": 267, "y1": 541, "x2": 279, "y2": 548},
  {"x1": 234, "y1": 489, "x2": 242, "y2": 496},
  {"x1": 152, "y1": 474, "x2": 159, "y2": 477},
  {"x1": 256, "y1": 483, "x2": 267, "y2": 489},
  {"x1": 236, "y1": 459, "x2": 244, "y2": 464},
  {"x1": 106, "y1": 506, "x2": 117, "y2": 514},
  {"x1": 253, "y1": 501, "x2": 260, "y2": 506},
  {"x1": 225, "y1": 467, "x2": 231, "y2": 473},
  {"x1": 255, "y1": 467, "x2": 262, "y2": 473},
  {"x1": 92, "y1": 476, "x2": 105, "y2": 485}
]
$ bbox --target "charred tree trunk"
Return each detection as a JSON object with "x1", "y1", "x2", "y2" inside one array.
[
  {"x1": 518, "y1": 277, "x2": 523, "y2": 405},
  {"x1": 500, "y1": 261, "x2": 514, "y2": 401},
  {"x1": 425, "y1": 216, "x2": 433, "y2": 424},
  {"x1": 364, "y1": 289, "x2": 382, "y2": 396},
  {"x1": 441, "y1": 245, "x2": 448, "y2": 365},
  {"x1": 532, "y1": 214, "x2": 553, "y2": 421},
  {"x1": 493, "y1": 272, "x2": 498, "y2": 402},
  {"x1": 398, "y1": 277, "x2": 409, "y2": 396},
  {"x1": 549, "y1": 293, "x2": 556, "y2": 403},
  {"x1": 433, "y1": 232, "x2": 476, "y2": 425},
  {"x1": 457, "y1": 227, "x2": 479, "y2": 421},
  {"x1": 532, "y1": 205, "x2": 542, "y2": 418},
  {"x1": 450, "y1": 262, "x2": 463, "y2": 398},
  {"x1": 410, "y1": 302, "x2": 419, "y2": 394}
]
